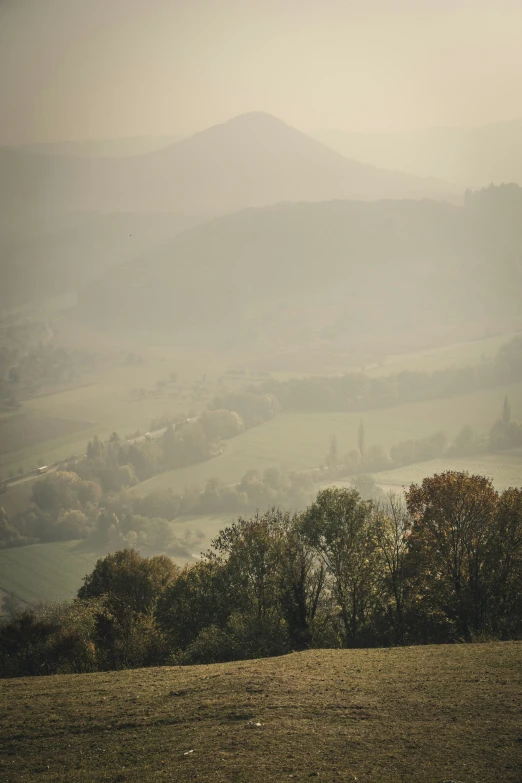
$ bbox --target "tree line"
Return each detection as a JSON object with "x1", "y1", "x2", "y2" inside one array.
[
  {"x1": 0, "y1": 313, "x2": 97, "y2": 412},
  {"x1": 1, "y1": 471, "x2": 521, "y2": 678},
  {"x1": 0, "y1": 404, "x2": 298, "y2": 550},
  {"x1": 324, "y1": 396, "x2": 522, "y2": 476},
  {"x1": 229, "y1": 336, "x2": 522, "y2": 414},
  {"x1": 0, "y1": 464, "x2": 316, "y2": 553}
]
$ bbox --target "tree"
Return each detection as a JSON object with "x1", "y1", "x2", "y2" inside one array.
[
  {"x1": 352, "y1": 474, "x2": 382, "y2": 502},
  {"x1": 488, "y1": 488, "x2": 522, "y2": 636},
  {"x1": 78, "y1": 550, "x2": 178, "y2": 669},
  {"x1": 56, "y1": 509, "x2": 89, "y2": 539},
  {"x1": 31, "y1": 471, "x2": 81, "y2": 513},
  {"x1": 156, "y1": 560, "x2": 231, "y2": 653},
  {"x1": 358, "y1": 420, "x2": 365, "y2": 463},
  {"x1": 502, "y1": 394, "x2": 511, "y2": 425},
  {"x1": 210, "y1": 510, "x2": 285, "y2": 624},
  {"x1": 78, "y1": 549, "x2": 178, "y2": 615},
  {"x1": 199, "y1": 409, "x2": 244, "y2": 440},
  {"x1": 0, "y1": 507, "x2": 21, "y2": 547},
  {"x1": 326, "y1": 433, "x2": 339, "y2": 468},
  {"x1": 0, "y1": 610, "x2": 59, "y2": 677},
  {"x1": 86, "y1": 435, "x2": 104, "y2": 461},
  {"x1": 406, "y1": 471, "x2": 499, "y2": 640},
  {"x1": 299, "y1": 487, "x2": 380, "y2": 645},
  {"x1": 278, "y1": 514, "x2": 325, "y2": 649},
  {"x1": 207, "y1": 509, "x2": 293, "y2": 657},
  {"x1": 373, "y1": 494, "x2": 411, "y2": 643},
  {"x1": 450, "y1": 425, "x2": 478, "y2": 455}
]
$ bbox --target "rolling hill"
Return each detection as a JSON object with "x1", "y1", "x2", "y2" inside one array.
[
  {"x1": 0, "y1": 113, "x2": 458, "y2": 220},
  {"x1": 76, "y1": 185, "x2": 522, "y2": 347},
  {"x1": 0, "y1": 210, "x2": 203, "y2": 307},
  {"x1": 1, "y1": 643, "x2": 520, "y2": 782}
]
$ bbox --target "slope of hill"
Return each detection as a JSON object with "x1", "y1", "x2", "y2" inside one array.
[
  {"x1": 77, "y1": 185, "x2": 522, "y2": 346},
  {"x1": 0, "y1": 541, "x2": 99, "y2": 608},
  {"x1": 0, "y1": 211, "x2": 203, "y2": 307},
  {"x1": 0, "y1": 113, "x2": 458, "y2": 219},
  {"x1": 1, "y1": 643, "x2": 520, "y2": 782},
  {"x1": 313, "y1": 117, "x2": 522, "y2": 187}
]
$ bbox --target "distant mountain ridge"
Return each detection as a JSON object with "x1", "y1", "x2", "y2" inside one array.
[
  {"x1": 0, "y1": 112, "x2": 459, "y2": 219},
  {"x1": 77, "y1": 185, "x2": 522, "y2": 348},
  {"x1": 0, "y1": 211, "x2": 203, "y2": 308},
  {"x1": 313, "y1": 117, "x2": 522, "y2": 187}
]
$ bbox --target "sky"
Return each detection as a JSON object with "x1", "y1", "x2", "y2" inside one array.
[{"x1": 1, "y1": 0, "x2": 522, "y2": 144}]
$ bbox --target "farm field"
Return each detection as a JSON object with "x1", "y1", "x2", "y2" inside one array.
[
  {"x1": 1, "y1": 642, "x2": 521, "y2": 782},
  {"x1": 0, "y1": 515, "x2": 235, "y2": 609},
  {"x1": 131, "y1": 381, "x2": 522, "y2": 497},
  {"x1": 0, "y1": 541, "x2": 101, "y2": 607},
  {"x1": 0, "y1": 333, "x2": 258, "y2": 478},
  {"x1": 365, "y1": 330, "x2": 521, "y2": 377},
  {"x1": 1, "y1": 324, "x2": 519, "y2": 481},
  {"x1": 371, "y1": 449, "x2": 522, "y2": 491}
]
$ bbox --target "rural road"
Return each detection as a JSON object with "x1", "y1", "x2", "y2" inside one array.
[{"x1": 1, "y1": 425, "x2": 173, "y2": 491}]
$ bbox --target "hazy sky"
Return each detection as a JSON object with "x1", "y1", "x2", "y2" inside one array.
[{"x1": 1, "y1": 0, "x2": 522, "y2": 144}]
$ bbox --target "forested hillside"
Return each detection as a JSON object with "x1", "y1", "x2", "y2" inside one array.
[
  {"x1": 0, "y1": 211, "x2": 202, "y2": 307},
  {"x1": 77, "y1": 185, "x2": 522, "y2": 343}
]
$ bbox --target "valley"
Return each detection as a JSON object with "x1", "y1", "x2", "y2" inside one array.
[{"x1": 2, "y1": 6, "x2": 522, "y2": 782}]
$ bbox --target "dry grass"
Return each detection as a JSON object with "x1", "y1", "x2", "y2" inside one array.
[{"x1": 1, "y1": 643, "x2": 521, "y2": 782}]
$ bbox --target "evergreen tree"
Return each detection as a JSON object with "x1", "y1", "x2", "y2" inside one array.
[{"x1": 502, "y1": 394, "x2": 511, "y2": 425}]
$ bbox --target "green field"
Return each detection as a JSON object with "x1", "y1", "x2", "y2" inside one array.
[
  {"x1": 366, "y1": 331, "x2": 521, "y2": 377},
  {"x1": 2, "y1": 643, "x2": 521, "y2": 782},
  {"x1": 0, "y1": 514, "x2": 235, "y2": 608},
  {"x1": 2, "y1": 326, "x2": 519, "y2": 482},
  {"x1": 2, "y1": 319, "x2": 518, "y2": 478},
  {"x1": 0, "y1": 335, "x2": 254, "y2": 478},
  {"x1": 131, "y1": 381, "x2": 522, "y2": 497},
  {"x1": 0, "y1": 541, "x2": 100, "y2": 607},
  {"x1": 372, "y1": 449, "x2": 522, "y2": 491}
]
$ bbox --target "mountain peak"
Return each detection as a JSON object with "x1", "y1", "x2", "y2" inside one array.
[
  {"x1": 189, "y1": 111, "x2": 291, "y2": 141},
  {"x1": 223, "y1": 111, "x2": 289, "y2": 127}
]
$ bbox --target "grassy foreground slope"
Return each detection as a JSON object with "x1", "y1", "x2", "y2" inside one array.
[{"x1": 1, "y1": 643, "x2": 521, "y2": 783}]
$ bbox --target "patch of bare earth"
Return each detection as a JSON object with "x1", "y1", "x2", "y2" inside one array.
[{"x1": 1, "y1": 642, "x2": 521, "y2": 782}]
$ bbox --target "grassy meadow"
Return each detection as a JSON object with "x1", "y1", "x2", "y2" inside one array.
[
  {"x1": 1, "y1": 642, "x2": 520, "y2": 782},
  {"x1": 365, "y1": 330, "x2": 520, "y2": 376},
  {"x1": 0, "y1": 514, "x2": 235, "y2": 609},
  {"x1": 371, "y1": 448, "x2": 522, "y2": 491},
  {"x1": 0, "y1": 541, "x2": 101, "y2": 607}
]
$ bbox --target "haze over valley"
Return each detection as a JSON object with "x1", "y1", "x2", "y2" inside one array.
[{"x1": 1, "y1": 5, "x2": 521, "y2": 780}]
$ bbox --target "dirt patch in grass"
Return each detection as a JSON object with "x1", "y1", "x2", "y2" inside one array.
[{"x1": 1, "y1": 642, "x2": 520, "y2": 782}]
